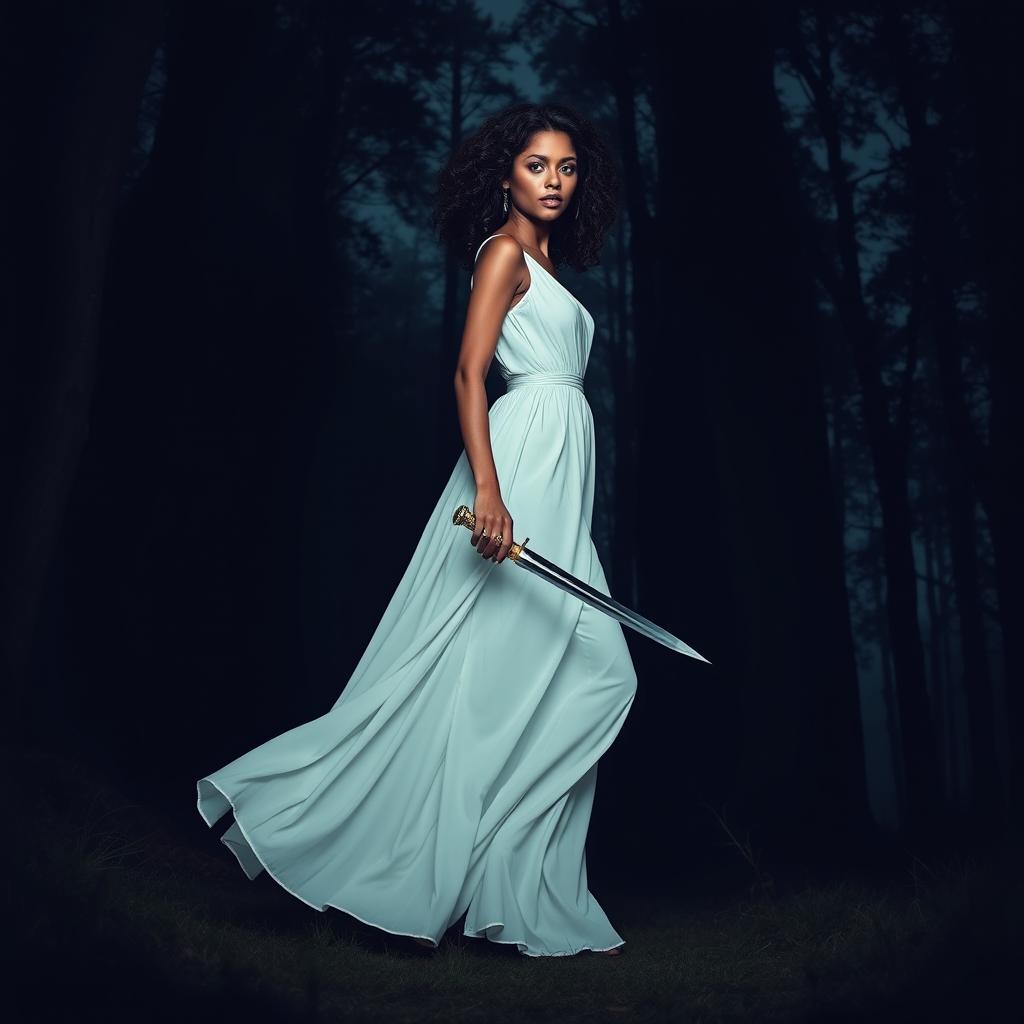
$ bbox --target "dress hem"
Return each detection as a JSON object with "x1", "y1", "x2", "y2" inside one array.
[
  {"x1": 196, "y1": 776, "x2": 617, "y2": 957},
  {"x1": 196, "y1": 777, "x2": 440, "y2": 945},
  {"x1": 463, "y1": 922, "x2": 626, "y2": 957}
]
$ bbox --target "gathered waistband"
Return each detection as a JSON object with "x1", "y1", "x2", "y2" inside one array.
[{"x1": 505, "y1": 371, "x2": 584, "y2": 392}]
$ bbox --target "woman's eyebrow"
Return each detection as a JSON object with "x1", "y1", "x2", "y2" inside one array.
[{"x1": 524, "y1": 153, "x2": 577, "y2": 161}]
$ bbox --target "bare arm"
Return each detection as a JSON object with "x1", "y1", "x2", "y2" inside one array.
[{"x1": 453, "y1": 235, "x2": 528, "y2": 563}]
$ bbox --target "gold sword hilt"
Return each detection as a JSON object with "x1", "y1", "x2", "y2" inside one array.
[{"x1": 451, "y1": 505, "x2": 529, "y2": 561}]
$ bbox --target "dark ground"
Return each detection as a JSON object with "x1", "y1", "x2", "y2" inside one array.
[{"x1": 5, "y1": 742, "x2": 1023, "y2": 1023}]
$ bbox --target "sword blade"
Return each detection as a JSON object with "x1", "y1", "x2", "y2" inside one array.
[
  {"x1": 515, "y1": 547, "x2": 712, "y2": 663},
  {"x1": 450, "y1": 504, "x2": 711, "y2": 664}
]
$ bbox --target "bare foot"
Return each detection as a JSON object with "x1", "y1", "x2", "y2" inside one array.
[
  {"x1": 412, "y1": 937, "x2": 435, "y2": 949},
  {"x1": 593, "y1": 946, "x2": 623, "y2": 956}
]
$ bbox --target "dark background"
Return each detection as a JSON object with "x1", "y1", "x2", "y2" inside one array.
[{"x1": 2, "y1": 0, "x2": 1022, "y2": 1018}]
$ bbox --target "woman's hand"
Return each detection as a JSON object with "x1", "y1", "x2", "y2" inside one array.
[{"x1": 471, "y1": 485, "x2": 514, "y2": 563}]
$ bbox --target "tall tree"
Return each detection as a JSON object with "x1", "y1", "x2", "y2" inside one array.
[
  {"x1": 950, "y1": 1, "x2": 1024, "y2": 816},
  {"x1": 877, "y1": 7, "x2": 1002, "y2": 829},
  {"x1": 601, "y1": 0, "x2": 655, "y2": 610},
  {"x1": 427, "y1": 0, "x2": 520, "y2": 481},
  {"x1": 652, "y1": 0, "x2": 872, "y2": 854},
  {"x1": 0, "y1": 0, "x2": 163, "y2": 738},
  {"x1": 67, "y1": 0, "x2": 449, "y2": 774}
]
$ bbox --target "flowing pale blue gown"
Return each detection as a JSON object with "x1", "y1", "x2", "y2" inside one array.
[{"x1": 196, "y1": 233, "x2": 638, "y2": 957}]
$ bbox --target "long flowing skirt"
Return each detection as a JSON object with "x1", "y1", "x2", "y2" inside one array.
[{"x1": 196, "y1": 387, "x2": 638, "y2": 956}]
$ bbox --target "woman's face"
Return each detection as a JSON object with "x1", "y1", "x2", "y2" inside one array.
[{"x1": 503, "y1": 130, "x2": 578, "y2": 224}]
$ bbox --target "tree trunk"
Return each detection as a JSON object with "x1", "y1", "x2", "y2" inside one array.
[
  {"x1": 434, "y1": 17, "x2": 466, "y2": 483},
  {"x1": 653, "y1": 1, "x2": 872, "y2": 855},
  {"x1": 950, "y1": 1, "x2": 1024, "y2": 817},
  {"x1": 604, "y1": 0, "x2": 651, "y2": 620},
  {"x1": 881, "y1": 8, "x2": 1003, "y2": 831},
  {"x1": 873, "y1": 560, "x2": 907, "y2": 826},
  {"x1": 610, "y1": 215, "x2": 637, "y2": 605},
  {"x1": 0, "y1": 0, "x2": 163, "y2": 739}
]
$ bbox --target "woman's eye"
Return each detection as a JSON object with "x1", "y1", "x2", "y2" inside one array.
[{"x1": 527, "y1": 162, "x2": 576, "y2": 175}]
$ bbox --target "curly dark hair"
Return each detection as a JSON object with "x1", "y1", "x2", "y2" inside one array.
[{"x1": 432, "y1": 102, "x2": 620, "y2": 274}]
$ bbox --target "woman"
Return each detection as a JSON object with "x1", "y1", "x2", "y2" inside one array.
[{"x1": 196, "y1": 103, "x2": 637, "y2": 958}]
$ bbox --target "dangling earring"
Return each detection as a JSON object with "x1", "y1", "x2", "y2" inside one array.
[{"x1": 502, "y1": 187, "x2": 510, "y2": 214}]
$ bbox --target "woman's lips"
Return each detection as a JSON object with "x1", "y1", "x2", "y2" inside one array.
[{"x1": 539, "y1": 196, "x2": 562, "y2": 206}]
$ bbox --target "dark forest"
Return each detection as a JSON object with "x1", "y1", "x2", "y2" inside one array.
[{"x1": 2, "y1": 0, "x2": 1022, "y2": 1020}]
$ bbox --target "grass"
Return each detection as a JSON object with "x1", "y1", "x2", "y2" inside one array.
[{"x1": 4, "y1": 742, "x2": 1023, "y2": 1022}]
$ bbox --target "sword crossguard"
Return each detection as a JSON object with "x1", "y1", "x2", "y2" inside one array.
[{"x1": 451, "y1": 504, "x2": 528, "y2": 561}]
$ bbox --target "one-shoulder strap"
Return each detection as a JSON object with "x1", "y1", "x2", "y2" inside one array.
[
  {"x1": 473, "y1": 232, "x2": 517, "y2": 263},
  {"x1": 471, "y1": 232, "x2": 523, "y2": 289}
]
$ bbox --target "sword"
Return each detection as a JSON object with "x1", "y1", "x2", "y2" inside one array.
[{"x1": 452, "y1": 505, "x2": 711, "y2": 663}]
